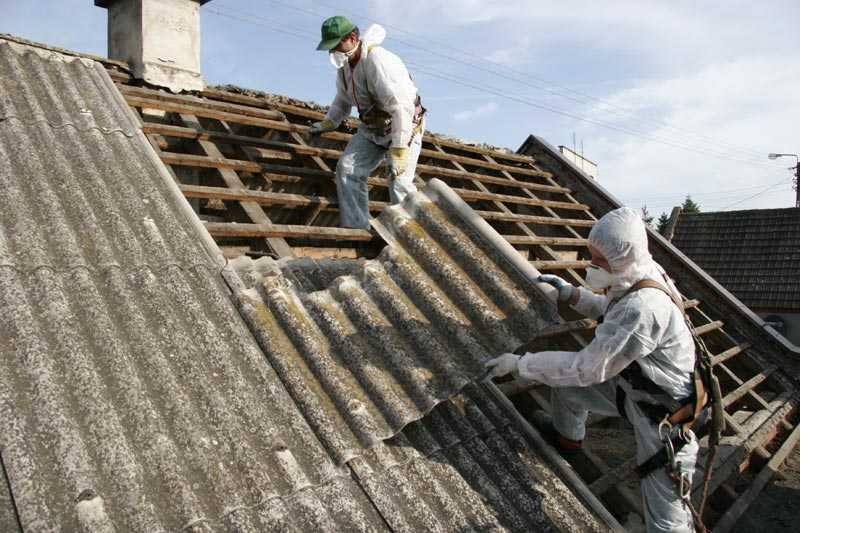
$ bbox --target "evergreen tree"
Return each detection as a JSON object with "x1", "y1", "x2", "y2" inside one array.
[
  {"x1": 656, "y1": 212, "x2": 671, "y2": 234},
  {"x1": 681, "y1": 195, "x2": 701, "y2": 213},
  {"x1": 641, "y1": 205, "x2": 654, "y2": 228}
]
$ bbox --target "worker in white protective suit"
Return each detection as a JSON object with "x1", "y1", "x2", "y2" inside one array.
[
  {"x1": 486, "y1": 207, "x2": 700, "y2": 533},
  {"x1": 309, "y1": 16, "x2": 426, "y2": 229}
]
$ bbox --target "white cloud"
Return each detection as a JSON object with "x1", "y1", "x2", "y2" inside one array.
[
  {"x1": 453, "y1": 101, "x2": 499, "y2": 121},
  {"x1": 567, "y1": 56, "x2": 799, "y2": 212}
]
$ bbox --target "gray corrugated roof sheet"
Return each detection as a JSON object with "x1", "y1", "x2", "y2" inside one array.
[
  {"x1": 0, "y1": 38, "x2": 386, "y2": 532},
  {"x1": 671, "y1": 208, "x2": 799, "y2": 310},
  {"x1": 231, "y1": 178, "x2": 561, "y2": 465},
  {"x1": 349, "y1": 383, "x2": 606, "y2": 532}
]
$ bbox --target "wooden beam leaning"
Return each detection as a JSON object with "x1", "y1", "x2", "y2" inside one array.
[{"x1": 177, "y1": 113, "x2": 294, "y2": 258}]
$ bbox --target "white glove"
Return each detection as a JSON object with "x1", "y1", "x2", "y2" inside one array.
[
  {"x1": 307, "y1": 118, "x2": 337, "y2": 138},
  {"x1": 484, "y1": 353, "x2": 520, "y2": 378},
  {"x1": 537, "y1": 274, "x2": 575, "y2": 303}
]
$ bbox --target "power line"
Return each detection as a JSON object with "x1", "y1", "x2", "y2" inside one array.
[
  {"x1": 206, "y1": 5, "x2": 783, "y2": 171},
  {"x1": 717, "y1": 180, "x2": 794, "y2": 209},
  {"x1": 285, "y1": 0, "x2": 775, "y2": 160}
]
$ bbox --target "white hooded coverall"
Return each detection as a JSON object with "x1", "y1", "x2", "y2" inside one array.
[
  {"x1": 518, "y1": 207, "x2": 699, "y2": 533},
  {"x1": 326, "y1": 24, "x2": 423, "y2": 229}
]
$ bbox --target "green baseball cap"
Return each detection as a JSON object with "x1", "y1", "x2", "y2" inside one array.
[{"x1": 316, "y1": 16, "x2": 356, "y2": 51}]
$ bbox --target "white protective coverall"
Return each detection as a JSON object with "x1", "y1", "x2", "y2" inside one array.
[
  {"x1": 326, "y1": 24, "x2": 424, "y2": 229},
  {"x1": 518, "y1": 207, "x2": 699, "y2": 533}
]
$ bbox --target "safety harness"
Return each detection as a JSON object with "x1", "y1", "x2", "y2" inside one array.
[
  {"x1": 609, "y1": 278, "x2": 725, "y2": 532},
  {"x1": 341, "y1": 44, "x2": 426, "y2": 144}
]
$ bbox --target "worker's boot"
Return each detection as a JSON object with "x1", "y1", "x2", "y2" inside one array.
[{"x1": 528, "y1": 410, "x2": 584, "y2": 457}]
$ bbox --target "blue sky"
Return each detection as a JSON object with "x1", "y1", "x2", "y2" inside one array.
[{"x1": 3, "y1": 0, "x2": 800, "y2": 214}]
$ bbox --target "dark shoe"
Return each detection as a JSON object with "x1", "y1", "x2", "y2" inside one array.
[{"x1": 555, "y1": 435, "x2": 584, "y2": 457}]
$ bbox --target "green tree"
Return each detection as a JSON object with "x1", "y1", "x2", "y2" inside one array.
[
  {"x1": 656, "y1": 211, "x2": 671, "y2": 234},
  {"x1": 641, "y1": 205, "x2": 654, "y2": 228},
  {"x1": 681, "y1": 195, "x2": 701, "y2": 213}
]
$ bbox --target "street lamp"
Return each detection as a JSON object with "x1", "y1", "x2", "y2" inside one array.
[{"x1": 768, "y1": 153, "x2": 800, "y2": 207}]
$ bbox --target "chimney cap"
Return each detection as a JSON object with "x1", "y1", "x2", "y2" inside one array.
[{"x1": 95, "y1": 0, "x2": 212, "y2": 7}]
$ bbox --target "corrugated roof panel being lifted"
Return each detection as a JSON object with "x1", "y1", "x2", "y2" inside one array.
[{"x1": 231, "y1": 178, "x2": 561, "y2": 465}]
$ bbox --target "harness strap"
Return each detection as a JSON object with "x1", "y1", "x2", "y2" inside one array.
[{"x1": 635, "y1": 433, "x2": 689, "y2": 479}]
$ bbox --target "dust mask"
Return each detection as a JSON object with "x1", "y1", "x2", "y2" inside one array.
[
  {"x1": 585, "y1": 264, "x2": 615, "y2": 290},
  {"x1": 330, "y1": 42, "x2": 360, "y2": 69}
]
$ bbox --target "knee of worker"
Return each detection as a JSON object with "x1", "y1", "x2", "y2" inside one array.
[
  {"x1": 336, "y1": 152, "x2": 364, "y2": 184},
  {"x1": 641, "y1": 471, "x2": 695, "y2": 533}
]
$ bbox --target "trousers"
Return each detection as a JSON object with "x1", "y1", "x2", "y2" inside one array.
[
  {"x1": 335, "y1": 122, "x2": 424, "y2": 229},
  {"x1": 551, "y1": 378, "x2": 699, "y2": 533}
]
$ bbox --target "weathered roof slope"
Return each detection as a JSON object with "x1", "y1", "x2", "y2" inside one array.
[
  {"x1": 671, "y1": 207, "x2": 799, "y2": 310},
  {"x1": 0, "y1": 37, "x2": 386, "y2": 532},
  {"x1": 0, "y1": 37, "x2": 613, "y2": 532},
  {"x1": 231, "y1": 178, "x2": 561, "y2": 465}
]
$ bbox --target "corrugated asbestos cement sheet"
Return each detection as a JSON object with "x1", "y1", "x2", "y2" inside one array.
[
  {"x1": 349, "y1": 383, "x2": 606, "y2": 532},
  {"x1": 0, "y1": 39, "x2": 386, "y2": 532},
  {"x1": 233, "y1": 178, "x2": 561, "y2": 465}
]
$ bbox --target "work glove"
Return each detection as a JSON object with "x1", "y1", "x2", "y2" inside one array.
[
  {"x1": 537, "y1": 274, "x2": 575, "y2": 303},
  {"x1": 388, "y1": 146, "x2": 410, "y2": 178},
  {"x1": 307, "y1": 118, "x2": 337, "y2": 138},
  {"x1": 484, "y1": 353, "x2": 520, "y2": 378}
]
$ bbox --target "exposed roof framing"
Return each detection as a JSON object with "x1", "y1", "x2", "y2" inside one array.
[{"x1": 110, "y1": 79, "x2": 596, "y2": 269}]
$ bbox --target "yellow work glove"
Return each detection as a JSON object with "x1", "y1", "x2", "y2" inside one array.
[
  {"x1": 388, "y1": 146, "x2": 410, "y2": 177},
  {"x1": 307, "y1": 118, "x2": 337, "y2": 138}
]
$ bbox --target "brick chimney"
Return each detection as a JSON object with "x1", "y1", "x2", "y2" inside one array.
[{"x1": 95, "y1": 0, "x2": 211, "y2": 92}]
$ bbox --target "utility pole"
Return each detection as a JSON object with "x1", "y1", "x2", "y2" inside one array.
[{"x1": 768, "y1": 153, "x2": 800, "y2": 208}]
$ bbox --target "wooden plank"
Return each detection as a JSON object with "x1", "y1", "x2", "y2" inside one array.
[
  {"x1": 712, "y1": 342, "x2": 751, "y2": 366},
  {"x1": 178, "y1": 184, "x2": 333, "y2": 208},
  {"x1": 712, "y1": 425, "x2": 800, "y2": 533},
  {"x1": 693, "y1": 320, "x2": 724, "y2": 336},
  {"x1": 204, "y1": 222, "x2": 372, "y2": 241},
  {"x1": 503, "y1": 235, "x2": 589, "y2": 246},
  {"x1": 474, "y1": 211, "x2": 595, "y2": 227},
  {"x1": 722, "y1": 367, "x2": 776, "y2": 408},
  {"x1": 178, "y1": 113, "x2": 293, "y2": 258},
  {"x1": 531, "y1": 260, "x2": 592, "y2": 271}
]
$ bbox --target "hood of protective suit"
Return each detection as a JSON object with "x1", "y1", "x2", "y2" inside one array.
[
  {"x1": 361, "y1": 24, "x2": 386, "y2": 47},
  {"x1": 587, "y1": 207, "x2": 660, "y2": 297}
]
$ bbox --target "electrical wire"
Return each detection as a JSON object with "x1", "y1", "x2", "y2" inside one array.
[
  {"x1": 205, "y1": 5, "x2": 785, "y2": 173},
  {"x1": 273, "y1": 0, "x2": 777, "y2": 160}
]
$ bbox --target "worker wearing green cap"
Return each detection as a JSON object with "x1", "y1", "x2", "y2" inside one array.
[{"x1": 309, "y1": 16, "x2": 426, "y2": 230}]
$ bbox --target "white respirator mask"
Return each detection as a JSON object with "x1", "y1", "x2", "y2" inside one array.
[
  {"x1": 585, "y1": 264, "x2": 615, "y2": 290},
  {"x1": 330, "y1": 42, "x2": 360, "y2": 69}
]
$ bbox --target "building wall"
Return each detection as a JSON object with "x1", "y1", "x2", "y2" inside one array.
[
  {"x1": 559, "y1": 145, "x2": 598, "y2": 179},
  {"x1": 756, "y1": 311, "x2": 800, "y2": 347}
]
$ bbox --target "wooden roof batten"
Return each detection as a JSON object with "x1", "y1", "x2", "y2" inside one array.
[{"x1": 116, "y1": 79, "x2": 596, "y2": 266}]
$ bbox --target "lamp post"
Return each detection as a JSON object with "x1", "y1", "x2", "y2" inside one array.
[{"x1": 768, "y1": 153, "x2": 799, "y2": 207}]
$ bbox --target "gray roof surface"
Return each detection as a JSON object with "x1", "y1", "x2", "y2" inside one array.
[
  {"x1": 0, "y1": 37, "x2": 608, "y2": 532},
  {"x1": 0, "y1": 37, "x2": 382, "y2": 532},
  {"x1": 671, "y1": 208, "x2": 799, "y2": 310},
  {"x1": 231, "y1": 179, "x2": 561, "y2": 465}
]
